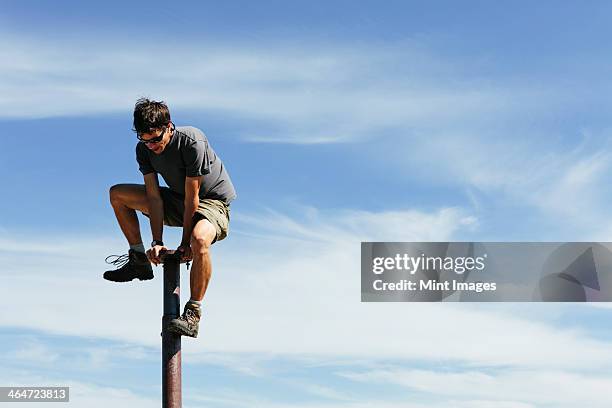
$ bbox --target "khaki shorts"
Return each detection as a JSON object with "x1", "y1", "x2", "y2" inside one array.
[{"x1": 143, "y1": 187, "x2": 230, "y2": 244}]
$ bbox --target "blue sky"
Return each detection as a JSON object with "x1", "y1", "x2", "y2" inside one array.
[{"x1": 3, "y1": 1, "x2": 612, "y2": 407}]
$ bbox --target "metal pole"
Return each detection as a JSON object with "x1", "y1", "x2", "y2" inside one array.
[{"x1": 161, "y1": 251, "x2": 182, "y2": 408}]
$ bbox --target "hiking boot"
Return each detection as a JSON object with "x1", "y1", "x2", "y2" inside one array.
[
  {"x1": 167, "y1": 303, "x2": 201, "y2": 338},
  {"x1": 103, "y1": 249, "x2": 154, "y2": 282}
]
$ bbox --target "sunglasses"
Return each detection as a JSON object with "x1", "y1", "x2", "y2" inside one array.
[{"x1": 137, "y1": 126, "x2": 168, "y2": 144}]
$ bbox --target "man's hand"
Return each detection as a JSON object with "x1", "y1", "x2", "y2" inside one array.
[
  {"x1": 177, "y1": 244, "x2": 193, "y2": 262},
  {"x1": 147, "y1": 245, "x2": 168, "y2": 266}
]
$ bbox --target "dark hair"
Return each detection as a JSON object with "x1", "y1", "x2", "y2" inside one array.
[{"x1": 133, "y1": 98, "x2": 172, "y2": 134}]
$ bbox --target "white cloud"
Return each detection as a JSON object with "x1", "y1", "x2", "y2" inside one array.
[
  {"x1": 233, "y1": 206, "x2": 477, "y2": 243},
  {"x1": 188, "y1": 391, "x2": 536, "y2": 408},
  {"x1": 0, "y1": 367, "x2": 544, "y2": 408},
  {"x1": 9, "y1": 338, "x2": 59, "y2": 365},
  {"x1": 0, "y1": 31, "x2": 558, "y2": 145},
  {"x1": 384, "y1": 127, "x2": 612, "y2": 238},
  {"x1": 340, "y1": 368, "x2": 612, "y2": 408}
]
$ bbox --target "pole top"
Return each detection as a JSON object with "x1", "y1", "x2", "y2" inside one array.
[{"x1": 160, "y1": 250, "x2": 189, "y2": 264}]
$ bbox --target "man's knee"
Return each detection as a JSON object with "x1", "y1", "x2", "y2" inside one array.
[
  {"x1": 191, "y1": 220, "x2": 216, "y2": 254},
  {"x1": 109, "y1": 184, "x2": 146, "y2": 208},
  {"x1": 110, "y1": 184, "x2": 123, "y2": 205}
]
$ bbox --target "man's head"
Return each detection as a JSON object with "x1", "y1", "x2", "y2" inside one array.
[{"x1": 133, "y1": 98, "x2": 173, "y2": 155}]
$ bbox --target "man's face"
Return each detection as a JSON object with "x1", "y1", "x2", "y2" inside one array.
[{"x1": 138, "y1": 125, "x2": 172, "y2": 154}]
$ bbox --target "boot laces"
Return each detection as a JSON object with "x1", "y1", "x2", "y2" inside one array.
[
  {"x1": 105, "y1": 254, "x2": 129, "y2": 268},
  {"x1": 183, "y1": 308, "x2": 199, "y2": 325}
]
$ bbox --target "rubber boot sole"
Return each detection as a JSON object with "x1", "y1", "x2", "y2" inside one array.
[
  {"x1": 167, "y1": 323, "x2": 199, "y2": 338},
  {"x1": 103, "y1": 271, "x2": 154, "y2": 282}
]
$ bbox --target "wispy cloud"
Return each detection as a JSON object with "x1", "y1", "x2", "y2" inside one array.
[
  {"x1": 9, "y1": 337, "x2": 60, "y2": 365},
  {"x1": 378, "y1": 126, "x2": 612, "y2": 238},
  {"x1": 7, "y1": 331, "x2": 610, "y2": 408},
  {"x1": 0, "y1": 30, "x2": 561, "y2": 144},
  {"x1": 340, "y1": 367, "x2": 612, "y2": 408},
  {"x1": 233, "y1": 206, "x2": 477, "y2": 243}
]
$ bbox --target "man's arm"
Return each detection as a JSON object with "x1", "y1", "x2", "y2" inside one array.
[
  {"x1": 144, "y1": 173, "x2": 166, "y2": 264},
  {"x1": 180, "y1": 176, "x2": 202, "y2": 253}
]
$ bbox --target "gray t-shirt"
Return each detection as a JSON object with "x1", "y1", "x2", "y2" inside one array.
[{"x1": 136, "y1": 126, "x2": 237, "y2": 204}]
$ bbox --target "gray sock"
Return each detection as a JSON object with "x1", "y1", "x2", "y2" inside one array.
[
  {"x1": 187, "y1": 299, "x2": 202, "y2": 308},
  {"x1": 130, "y1": 243, "x2": 146, "y2": 253}
]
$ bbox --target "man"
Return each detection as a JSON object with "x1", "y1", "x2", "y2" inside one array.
[{"x1": 104, "y1": 98, "x2": 236, "y2": 338}]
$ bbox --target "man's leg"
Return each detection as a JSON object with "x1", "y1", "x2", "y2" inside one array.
[
  {"x1": 189, "y1": 218, "x2": 217, "y2": 301},
  {"x1": 109, "y1": 184, "x2": 149, "y2": 244},
  {"x1": 166, "y1": 218, "x2": 215, "y2": 337},
  {"x1": 104, "y1": 184, "x2": 153, "y2": 282}
]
